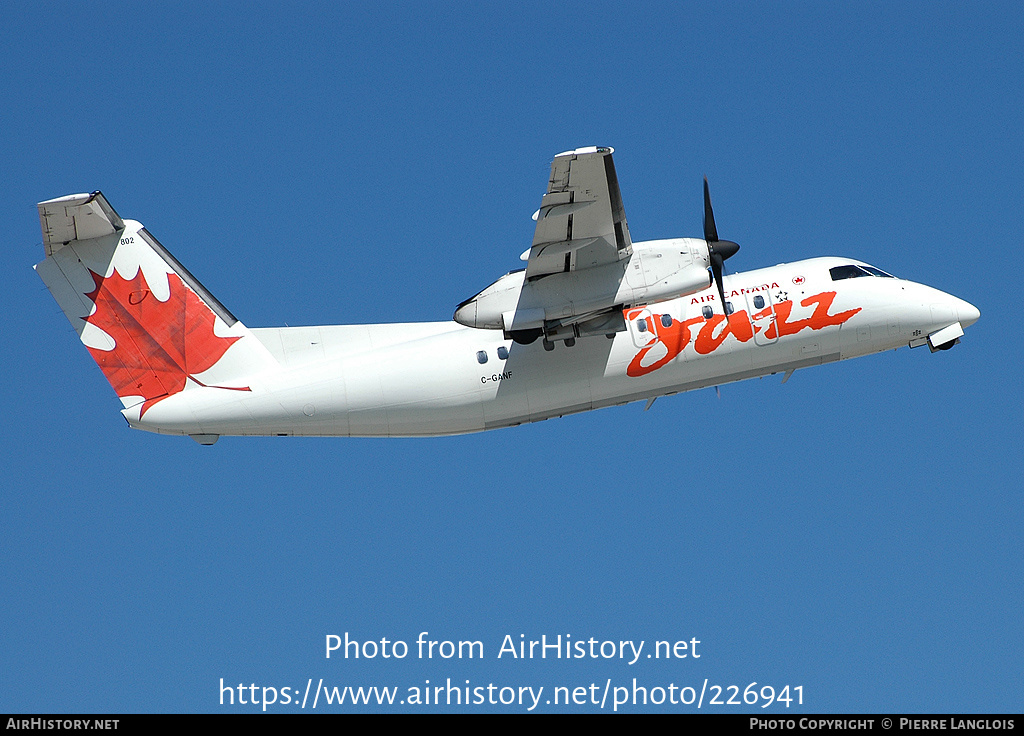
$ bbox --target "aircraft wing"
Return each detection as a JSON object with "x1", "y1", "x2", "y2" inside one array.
[{"x1": 524, "y1": 146, "x2": 633, "y2": 279}]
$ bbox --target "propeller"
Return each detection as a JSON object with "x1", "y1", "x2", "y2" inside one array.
[{"x1": 703, "y1": 177, "x2": 740, "y2": 315}]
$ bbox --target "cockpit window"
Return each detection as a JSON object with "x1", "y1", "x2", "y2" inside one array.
[
  {"x1": 829, "y1": 265, "x2": 872, "y2": 281},
  {"x1": 862, "y1": 265, "x2": 895, "y2": 278}
]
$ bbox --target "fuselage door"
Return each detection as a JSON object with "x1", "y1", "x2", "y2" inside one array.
[
  {"x1": 626, "y1": 307, "x2": 657, "y2": 348},
  {"x1": 746, "y1": 290, "x2": 778, "y2": 345}
]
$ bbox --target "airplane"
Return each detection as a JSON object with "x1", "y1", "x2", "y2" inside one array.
[{"x1": 33, "y1": 146, "x2": 979, "y2": 444}]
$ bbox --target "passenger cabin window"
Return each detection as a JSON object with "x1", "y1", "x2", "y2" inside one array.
[
  {"x1": 702, "y1": 305, "x2": 713, "y2": 320},
  {"x1": 753, "y1": 295, "x2": 765, "y2": 309},
  {"x1": 829, "y1": 265, "x2": 872, "y2": 281},
  {"x1": 476, "y1": 350, "x2": 488, "y2": 364},
  {"x1": 660, "y1": 314, "x2": 673, "y2": 328},
  {"x1": 497, "y1": 346, "x2": 509, "y2": 360},
  {"x1": 725, "y1": 301, "x2": 735, "y2": 315}
]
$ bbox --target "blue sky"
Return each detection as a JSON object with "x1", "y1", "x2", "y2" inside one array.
[{"x1": 2, "y1": 2, "x2": 1020, "y2": 713}]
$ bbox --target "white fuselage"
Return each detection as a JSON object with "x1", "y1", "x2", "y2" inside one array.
[{"x1": 129, "y1": 254, "x2": 979, "y2": 439}]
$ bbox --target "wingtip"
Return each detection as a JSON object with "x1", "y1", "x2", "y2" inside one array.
[{"x1": 554, "y1": 146, "x2": 614, "y2": 158}]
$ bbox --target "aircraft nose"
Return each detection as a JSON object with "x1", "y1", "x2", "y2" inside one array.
[{"x1": 956, "y1": 298, "x2": 981, "y2": 328}]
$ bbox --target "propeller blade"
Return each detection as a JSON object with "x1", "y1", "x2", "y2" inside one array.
[
  {"x1": 711, "y1": 251, "x2": 727, "y2": 313},
  {"x1": 702, "y1": 178, "x2": 740, "y2": 315},
  {"x1": 703, "y1": 177, "x2": 718, "y2": 243}
]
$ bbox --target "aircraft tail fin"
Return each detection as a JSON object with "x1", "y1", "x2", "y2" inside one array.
[{"x1": 35, "y1": 192, "x2": 277, "y2": 420}]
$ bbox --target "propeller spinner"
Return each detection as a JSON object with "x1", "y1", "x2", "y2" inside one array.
[{"x1": 703, "y1": 178, "x2": 740, "y2": 315}]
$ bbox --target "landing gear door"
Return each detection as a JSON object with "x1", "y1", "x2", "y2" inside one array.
[
  {"x1": 746, "y1": 291, "x2": 778, "y2": 345},
  {"x1": 626, "y1": 307, "x2": 657, "y2": 349}
]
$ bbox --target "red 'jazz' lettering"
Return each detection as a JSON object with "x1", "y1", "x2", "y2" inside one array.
[{"x1": 627, "y1": 291, "x2": 860, "y2": 377}]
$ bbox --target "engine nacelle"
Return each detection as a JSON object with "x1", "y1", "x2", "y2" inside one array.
[{"x1": 454, "y1": 238, "x2": 712, "y2": 333}]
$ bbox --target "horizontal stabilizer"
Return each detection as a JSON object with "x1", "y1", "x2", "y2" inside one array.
[{"x1": 38, "y1": 192, "x2": 124, "y2": 256}]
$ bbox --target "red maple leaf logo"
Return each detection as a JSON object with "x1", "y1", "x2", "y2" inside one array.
[{"x1": 83, "y1": 268, "x2": 249, "y2": 417}]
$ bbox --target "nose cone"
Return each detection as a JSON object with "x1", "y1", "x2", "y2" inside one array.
[
  {"x1": 711, "y1": 239, "x2": 740, "y2": 261},
  {"x1": 956, "y1": 298, "x2": 981, "y2": 328}
]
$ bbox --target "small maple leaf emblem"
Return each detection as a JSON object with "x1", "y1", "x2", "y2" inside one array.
[{"x1": 83, "y1": 268, "x2": 249, "y2": 417}]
